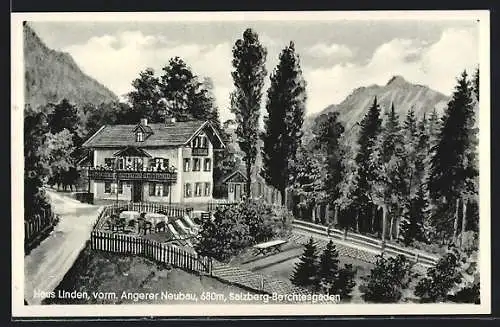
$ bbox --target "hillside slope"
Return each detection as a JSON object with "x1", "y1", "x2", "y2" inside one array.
[{"x1": 24, "y1": 22, "x2": 118, "y2": 109}]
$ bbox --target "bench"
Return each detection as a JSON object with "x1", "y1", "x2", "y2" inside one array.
[{"x1": 252, "y1": 239, "x2": 288, "y2": 256}]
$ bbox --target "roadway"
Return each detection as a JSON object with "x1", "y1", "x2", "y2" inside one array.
[{"x1": 24, "y1": 190, "x2": 102, "y2": 305}]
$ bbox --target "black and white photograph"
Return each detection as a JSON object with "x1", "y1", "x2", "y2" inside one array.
[{"x1": 11, "y1": 10, "x2": 490, "y2": 317}]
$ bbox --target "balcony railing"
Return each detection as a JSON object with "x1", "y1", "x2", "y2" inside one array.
[
  {"x1": 88, "y1": 168, "x2": 177, "y2": 182},
  {"x1": 192, "y1": 147, "x2": 209, "y2": 156}
]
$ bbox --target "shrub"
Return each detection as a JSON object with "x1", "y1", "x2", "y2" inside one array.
[
  {"x1": 194, "y1": 200, "x2": 292, "y2": 262},
  {"x1": 361, "y1": 254, "x2": 413, "y2": 303},
  {"x1": 335, "y1": 264, "x2": 356, "y2": 298},
  {"x1": 414, "y1": 248, "x2": 463, "y2": 302},
  {"x1": 291, "y1": 237, "x2": 318, "y2": 287},
  {"x1": 450, "y1": 281, "x2": 480, "y2": 304}
]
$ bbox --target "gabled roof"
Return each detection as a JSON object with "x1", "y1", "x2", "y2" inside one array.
[
  {"x1": 221, "y1": 170, "x2": 247, "y2": 184},
  {"x1": 82, "y1": 120, "x2": 225, "y2": 148},
  {"x1": 113, "y1": 146, "x2": 152, "y2": 157},
  {"x1": 132, "y1": 124, "x2": 153, "y2": 134}
]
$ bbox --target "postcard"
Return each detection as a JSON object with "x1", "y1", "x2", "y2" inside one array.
[{"x1": 11, "y1": 10, "x2": 491, "y2": 318}]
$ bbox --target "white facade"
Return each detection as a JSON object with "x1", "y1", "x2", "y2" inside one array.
[{"x1": 89, "y1": 127, "x2": 219, "y2": 204}]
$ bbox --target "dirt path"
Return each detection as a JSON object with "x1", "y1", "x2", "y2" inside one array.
[{"x1": 24, "y1": 191, "x2": 102, "y2": 305}]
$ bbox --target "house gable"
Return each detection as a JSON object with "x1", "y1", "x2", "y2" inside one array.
[{"x1": 221, "y1": 170, "x2": 248, "y2": 184}]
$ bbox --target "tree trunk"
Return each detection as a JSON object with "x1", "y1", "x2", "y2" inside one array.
[
  {"x1": 311, "y1": 206, "x2": 316, "y2": 223},
  {"x1": 280, "y1": 188, "x2": 286, "y2": 207},
  {"x1": 333, "y1": 205, "x2": 339, "y2": 226},
  {"x1": 356, "y1": 211, "x2": 360, "y2": 233},
  {"x1": 382, "y1": 205, "x2": 387, "y2": 243},
  {"x1": 461, "y1": 198, "x2": 468, "y2": 248},
  {"x1": 245, "y1": 161, "x2": 252, "y2": 198},
  {"x1": 371, "y1": 205, "x2": 376, "y2": 233},
  {"x1": 395, "y1": 216, "x2": 400, "y2": 240},
  {"x1": 325, "y1": 203, "x2": 330, "y2": 225},
  {"x1": 453, "y1": 198, "x2": 460, "y2": 243},
  {"x1": 344, "y1": 227, "x2": 348, "y2": 240},
  {"x1": 389, "y1": 215, "x2": 394, "y2": 241}
]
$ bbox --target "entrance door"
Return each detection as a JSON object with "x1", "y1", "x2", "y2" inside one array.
[
  {"x1": 234, "y1": 184, "x2": 241, "y2": 202},
  {"x1": 132, "y1": 182, "x2": 142, "y2": 202}
]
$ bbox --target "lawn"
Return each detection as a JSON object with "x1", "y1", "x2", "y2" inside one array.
[
  {"x1": 42, "y1": 243, "x2": 258, "y2": 305},
  {"x1": 237, "y1": 244, "x2": 375, "y2": 304}
]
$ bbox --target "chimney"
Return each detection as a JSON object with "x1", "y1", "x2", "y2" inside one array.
[{"x1": 140, "y1": 118, "x2": 148, "y2": 126}]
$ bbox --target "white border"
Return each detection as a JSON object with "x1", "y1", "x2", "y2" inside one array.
[{"x1": 11, "y1": 10, "x2": 491, "y2": 317}]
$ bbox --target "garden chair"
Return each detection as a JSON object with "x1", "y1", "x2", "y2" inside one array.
[
  {"x1": 155, "y1": 221, "x2": 166, "y2": 233},
  {"x1": 127, "y1": 219, "x2": 136, "y2": 231},
  {"x1": 115, "y1": 217, "x2": 127, "y2": 232}
]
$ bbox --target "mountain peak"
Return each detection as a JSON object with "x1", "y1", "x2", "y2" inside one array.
[{"x1": 386, "y1": 75, "x2": 408, "y2": 86}]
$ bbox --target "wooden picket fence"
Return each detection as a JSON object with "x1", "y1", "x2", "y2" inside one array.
[
  {"x1": 25, "y1": 209, "x2": 58, "y2": 253},
  {"x1": 90, "y1": 231, "x2": 212, "y2": 275},
  {"x1": 207, "y1": 200, "x2": 238, "y2": 212}
]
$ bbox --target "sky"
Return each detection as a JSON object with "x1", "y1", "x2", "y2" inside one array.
[{"x1": 29, "y1": 18, "x2": 479, "y2": 122}]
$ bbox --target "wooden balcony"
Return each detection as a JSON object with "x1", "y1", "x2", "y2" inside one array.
[
  {"x1": 192, "y1": 147, "x2": 209, "y2": 156},
  {"x1": 88, "y1": 169, "x2": 177, "y2": 182}
]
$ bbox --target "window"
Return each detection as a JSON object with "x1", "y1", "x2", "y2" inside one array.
[
  {"x1": 155, "y1": 184, "x2": 164, "y2": 197},
  {"x1": 195, "y1": 183, "x2": 202, "y2": 197},
  {"x1": 229, "y1": 183, "x2": 234, "y2": 192},
  {"x1": 185, "y1": 183, "x2": 192, "y2": 197},
  {"x1": 125, "y1": 157, "x2": 143, "y2": 170},
  {"x1": 204, "y1": 182, "x2": 211, "y2": 196},
  {"x1": 193, "y1": 135, "x2": 208, "y2": 148},
  {"x1": 118, "y1": 182, "x2": 123, "y2": 194},
  {"x1": 184, "y1": 158, "x2": 191, "y2": 172},
  {"x1": 111, "y1": 182, "x2": 118, "y2": 194},
  {"x1": 149, "y1": 182, "x2": 155, "y2": 196},
  {"x1": 105, "y1": 182, "x2": 111, "y2": 193},
  {"x1": 136, "y1": 131, "x2": 144, "y2": 142},
  {"x1": 193, "y1": 158, "x2": 201, "y2": 171},
  {"x1": 150, "y1": 158, "x2": 167, "y2": 170},
  {"x1": 116, "y1": 158, "x2": 124, "y2": 170},
  {"x1": 204, "y1": 158, "x2": 211, "y2": 171},
  {"x1": 162, "y1": 183, "x2": 170, "y2": 197},
  {"x1": 104, "y1": 158, "x2": 115, "y2": 168}
]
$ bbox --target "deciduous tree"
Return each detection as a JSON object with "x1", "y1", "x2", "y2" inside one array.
[{"x1": 230, "y1": 28, "x2": 267, "y2": 197}]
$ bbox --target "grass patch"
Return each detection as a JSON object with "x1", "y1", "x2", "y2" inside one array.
[{"x1": 43, "y1": 242, "x2": 256, "y2": 304}]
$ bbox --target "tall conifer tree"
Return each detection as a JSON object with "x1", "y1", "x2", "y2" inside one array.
[
  {"x1": 430, "y1": 71, "x2": 477, "y2": 241},
  {"x1": 262, "y1": 41, "x2": 306, "y2": 205},
  {"x1": 353, "y1": 97, "x2": 382, "y2": 232}
]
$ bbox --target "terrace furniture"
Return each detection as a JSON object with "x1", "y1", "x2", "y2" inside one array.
[
  {"x1": 182, "y1": 214, "x2": 197, "y2": 229},
  {"x1": 174, "y1": 219, "x2": 190, "y2": 235},
  {"x1": 155, "y1": 221, "x2": 166, "y2": 233},
  {"x1": 138, "y1": 219, "x2": 152, "y2": 235},
  {"x1": 115, "y1": 218, "x2": 127, "y2": 232},
  {"x1": 120, "y1": 211, "x2": 141, "y2": 222},
  {"x1": 252, "y1": 239, "x2": 288, "y2": 256},
  {"x1": 144, "y1": 212, "x2": 168, "y2": 226},
  {"x1": 127, "y1": 219, "x2": 136, "y2": 230}
]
